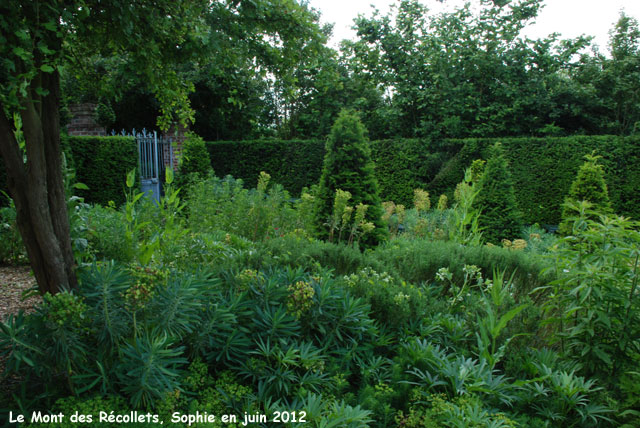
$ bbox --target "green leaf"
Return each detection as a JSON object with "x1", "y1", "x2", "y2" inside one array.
[
  {"x1": 34, "y1": 87, "x2": 50, "y2": 97},
  {"x1": 40, "y1": 64, "x2": 55, "y2": 73},
  {"x1": 43, "y1": 21, "x2": 58, "y2": 32},
  {"x1": 74, "y1": 182, "x2": 89, "y2": 190},
  {"x1": 12, "y1": 47, "x2": 30, "y2": 60},
  {"x1": 15, "y1": 29, "x2": 30, "y2": 41},
  {"x1": 492, "y1": 304, "x2": 527, "y2": 338},
  {"x1": 126, "y1": 169, "x2": 136, "y2": 188},
  {"x1": 592, "y1": 346, "x2": 612, "y2": 365}
]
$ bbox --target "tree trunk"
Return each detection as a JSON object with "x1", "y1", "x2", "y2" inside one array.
[{"x1": 0, "y1": 70, "x2": 77, "y2": 295}]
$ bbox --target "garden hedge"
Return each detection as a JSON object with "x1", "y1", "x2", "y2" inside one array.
[
  {"x1": 207, "y1": 139, "x2": 325, "y2": 195},
  {"x1": 0, "y1": 136, "x2": 137, "y2": 208},
  {"x1": 206, "y1": 135, "x2": 640, "y2": 225},
  {"x1": 66, "y1": 135, "x2": 138, "y2": 206},
  {"x1": 3, "y1": 135, "x2": 639, "y2": 224}
]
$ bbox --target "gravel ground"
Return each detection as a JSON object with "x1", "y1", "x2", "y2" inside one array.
[{"x1": 0, "y1": 264, "x2": 41, "y2": 322}]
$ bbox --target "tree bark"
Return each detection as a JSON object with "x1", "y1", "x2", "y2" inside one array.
[{"x1": 0, "y1": 70, "x2": 77, "y2": 295}]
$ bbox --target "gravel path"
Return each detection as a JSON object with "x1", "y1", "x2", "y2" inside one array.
[{"x1": 0, "y1": 264, "x2": 41, "y2": 322}]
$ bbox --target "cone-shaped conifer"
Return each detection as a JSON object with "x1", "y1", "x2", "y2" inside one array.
[
  {"x1": 474, "y1": 143, "x2": 522, "y2": 244},
  {"x1": 559, "y1": 152, "x2": 612, "y2": 234},
  {"x1": 315, "y1": 110, "x2": 387, "y2": 247}
]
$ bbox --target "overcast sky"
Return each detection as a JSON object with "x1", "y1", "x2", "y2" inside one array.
[{"x1": 307, "y1": 0, "x2": 640, "y2": 53}]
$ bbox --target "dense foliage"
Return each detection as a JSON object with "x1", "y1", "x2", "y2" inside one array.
[
  {"x1": 207, "y1": 140, "x2": 324, "y2": 195},
  {"x1": 2, "y1": 168, "x2": 637, "y2": 427},
  {"x1": 1, "y1": 0, "x2": 640, "y2": 426},
  {"x1": 175, "y1": 134, "x2": 213, "y2": 190},
  {"x1": 67, "y1": 136, "x2": 138, "y2": 206},
  {"x1": 473, "y1": 144, "x2": 522, "y2": 244},
  {"x1": 54, "y1": 1, "x2": 640, "y2": 141},
  {"x1": 559, "y1": 153, "x2": 612, "y2": 234},
  {"x1": 314, "y1": 111, "x2": 387, "y2": 247}
]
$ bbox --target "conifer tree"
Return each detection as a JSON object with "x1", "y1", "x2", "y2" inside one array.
[
  {"x1": 315, "y1": 110, "x2": 387, "y2": 247},
  {"x1": 474, "y1": 143, "x2": 522, "y2": 244},
  {"x1": 559, "y1": 152, "x2": 612, "y2": 234}
]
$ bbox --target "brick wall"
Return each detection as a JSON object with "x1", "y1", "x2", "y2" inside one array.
[
  {"x1": 67, "y1": 103, "x2": 187, "y2": 170},
  {"x1": 67, "y1": 103, "x2": 106, "y2": 136}
]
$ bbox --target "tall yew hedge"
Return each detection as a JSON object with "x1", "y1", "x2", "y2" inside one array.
[
  {"x1": 67, "y1": 135, "x2": 138, "y2": 206},
  {"x1": 206, "y1": 139, "x2": 325, "y2": 195},
  {"x1": 3, "y1": 134, "x2": 638, "y2": 225},
  {"x1": 1, "y1": 136, "x2": 137, "y2": 207},
  {"x1": 205, "y1": 135, "x2": 640, "y2": 225}
]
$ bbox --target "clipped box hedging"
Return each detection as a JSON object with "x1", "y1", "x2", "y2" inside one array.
[
  {"x1": 206, "y1": 139, "x2": 325, "y2": 195},
  {"x1": 205, "y1": 135, "x2": 640, "y2": 225},
  {"x1": 66, "y1": 135, "x2": 138, "y2": 206}
]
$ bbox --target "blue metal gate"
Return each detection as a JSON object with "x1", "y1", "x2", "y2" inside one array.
[{"x1": 112, "y1": 129, "x2": 175, "y2": 202}]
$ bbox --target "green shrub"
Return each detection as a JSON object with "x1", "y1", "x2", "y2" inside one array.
[
  {"x1": 538, "y1": 203, "x2": 640, "y2": 379},
  {"x1": 82, "y1": 204, "x2": 134, "y2": 262},
  {"x1": 0, "y1": 204, "x2": 26, "y2": 264},
  {"x1": 187, "y1": 174, "x2": 300, "y2": 241},
  {"x1": 474, "y1": 143, "x2": 522, "y2": 244},
  {"x1": 340, "y1": 267, "x2": 427, "y2": 330},
  {"x1": 240, "y1": 234, "x2": 369, "y2": 276},
  {"x1": 175, "y1": 133, "x2": 212, "y2": 190},
  {"x1": 315, "y1": 110, "x2": 387, "y2": 247},
  {"x1": 559, "y1": 152, "x2": 612, "y2": 234},
  {"x1": 370, "y1": 237, "x2": 550, "y2": 296},
  {"x1": 396, "y1": 393, "x2": 518, "y2": 428}
]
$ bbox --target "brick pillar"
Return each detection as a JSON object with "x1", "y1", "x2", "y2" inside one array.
[
  {"x1": 67, "y1": 103, "x2": 106, "y2": 136},
  {"x1": 163, "y1": 124, "x2": 189, "y2": 170}
]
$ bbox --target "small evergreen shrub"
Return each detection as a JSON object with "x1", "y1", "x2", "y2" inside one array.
[
  {"x1": 559, "y1": 152, "x2": 612, "y2": 234},
  {"x1": 474, "y1": 143, "x2": 522, "y2": 244},
  {"x1": 315, "y1": 110, "x2": 387, "y2": 247},
  {"x1": 175, "y1": 133, "x2": 212, "y2": 190},
  {"x1": 370, "y1": 237, "x2": 549, "y2": 296}
]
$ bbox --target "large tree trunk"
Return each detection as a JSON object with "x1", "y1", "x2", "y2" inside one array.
[{"x1": 0, "y1": 70, "x2": 77, "y2": 295}]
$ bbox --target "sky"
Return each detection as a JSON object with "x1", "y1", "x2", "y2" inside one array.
[{"x1": 306, "y1": 0, "x2": 640, "y2": 53}]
